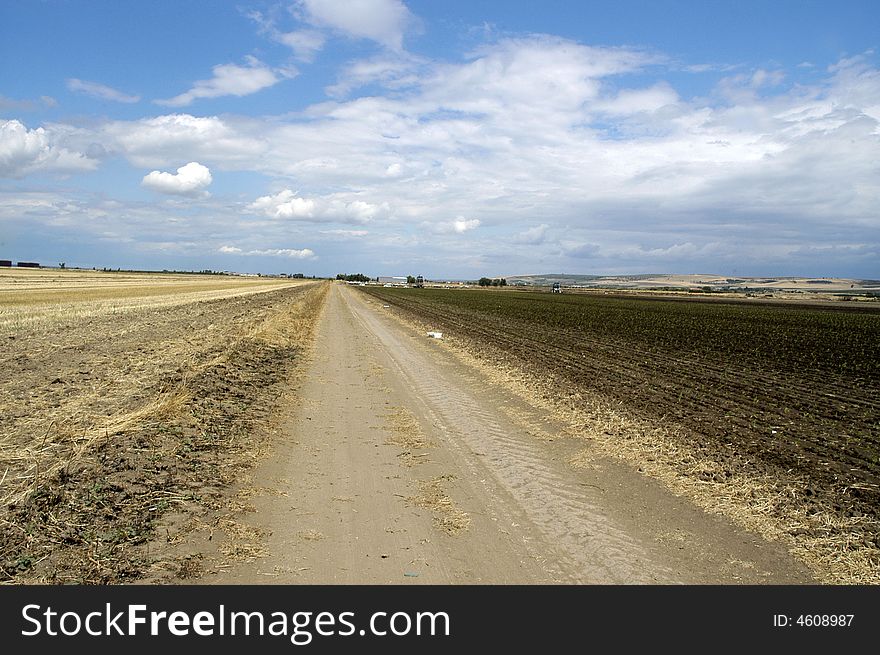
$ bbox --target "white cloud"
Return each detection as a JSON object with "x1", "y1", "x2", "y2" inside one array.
[
  {"x1": 342, "y1": 200, "x2": 385, "y2": 222},
  {"x1": 750, "y1": 69, "x2": 785, "y2": 88},
  {"x1": 249, "y1": 9, "x2": 327, "y2": 62},
  {"x1": 421, "y1": 36, "x2": 656, "y2": 122},
  {"x1": 514, "y1": 224, "x2": 550, "y2": 245},
  {"x1": 15, "y1": 41, "x2": 880, "y2": 277},
  {"x1": 141, "y1": 161, "x2": 213, "y2": 196},
  {"x1": 248, "y1": 248, "x2": 316, "y2": 259},
  {"x1": 0, "y1": 119, "x2": 97, "y2": 178},
  {"x1": 296, "y1": 0, "x2": 415, "y2": 50},
  {"x1": 248, "y1": 189, "x2": 387, "y2": 224},
  {"x1": 217, "y1": 244, "x2": 316, "y2": 259},
  {"x1": 67, "y1": 78, "x2": 141, "y2": 103},
  {"x1": 429, "y1": 217, "x2": 480, "y2": 234},
  {"x1": 563, "y1": 242, "x2": 601, "y2": 259},
  {"x1": 321, "y1": 229, "x2": 369, "y2": 237},
  {"x1": 249, "y1": 190, "x2": 316, "y2": 218},
  {"x1": 326, "y1": 54, "x2": 423, "y2": 97},
  {"x1": 453, "y1": 217, "x2": 480, "y2": 233},
  {"x1": 103, "y1": 114, "x2": 266, "y2": 168},
  {"x1": 278, "y1": 29, "x2": 326, "y2": 62},
  {"x1": 595, "y1": 83, "x2": 679, "y2": 115},
  {"x1": 156, "y1": 57, "x2": 294, "y2": 107}
]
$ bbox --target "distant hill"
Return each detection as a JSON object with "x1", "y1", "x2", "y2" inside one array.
[{"x1": 504, "y1": 273, "x2": 880, "y2": 293}]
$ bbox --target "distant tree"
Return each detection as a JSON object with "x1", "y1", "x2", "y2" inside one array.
[
  {"x1": 478, "y1": 277, "x2": 492, "y2": 286},
  {"x1": 407, "y1": 275, "x2": 416, "y2": 284},
  {"x1": 59, "y1": 262, "x2": 65, "y2": 269}
]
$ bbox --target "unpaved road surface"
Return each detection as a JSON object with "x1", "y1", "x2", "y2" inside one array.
[{"x1": 213, "y1": 284, "x2": 813, "y2": 584}]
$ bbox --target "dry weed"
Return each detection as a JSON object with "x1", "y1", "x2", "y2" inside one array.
[{"x1": 408, "y1": 475, "x2": 471, "y2": 535}]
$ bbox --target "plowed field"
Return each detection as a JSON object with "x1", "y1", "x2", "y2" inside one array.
[{"x1": 363, "y1": 287, "x2": 880, "y2": 526}]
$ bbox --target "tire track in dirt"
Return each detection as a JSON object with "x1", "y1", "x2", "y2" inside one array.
[
  {"x1": 204, "y1": 284, "x2": 813, "y2": 584},
  {"x1": 344, "y1": 289, "x2": 674, "y2": 583}
]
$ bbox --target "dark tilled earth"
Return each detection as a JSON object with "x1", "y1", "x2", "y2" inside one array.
[{"x1": 363, "y1": 287, "x2": 880, "y2": 540}]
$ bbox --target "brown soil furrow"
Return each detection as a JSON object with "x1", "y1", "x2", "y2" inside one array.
[{"x1": 369, "y1": 291, "x2": 880, "y2": 500}]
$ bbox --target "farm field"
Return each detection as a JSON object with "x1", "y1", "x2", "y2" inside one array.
[
  {"x1": 0, "y1": 268, "x2": 302, "y2": 333},
  {"x1": 0, "y1": 268, "x2": 327, "y2": 582},
  {"x1": 362, "y1": 286, "x2": 880, "y2": 581},
  {"x1": 3, "y1": 270, "x2": 876, "y2": 585}
]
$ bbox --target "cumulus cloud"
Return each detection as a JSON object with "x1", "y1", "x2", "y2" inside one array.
[
  {"x1": 102, "y1": 114, "x2": 265, "y2": 168},
  {"x1": 248, "y1": 248, "x2": 316, "y2": 258},
  {"x1": 514, "y1": 224, "x2": 550, "y2": 245},
  {"x1": 248, "y1": 189, "x2": 387, "y2": 224},
  {"x1": 156, "y1": 57, "x2": 294, "y2": 107},
  {"x1": 0, "y1": 119, "x2": 97, "y2": 178},
  {"x1": 429, "y1": 217, "x2": 480, "y2": 234},
  {"x1": 218, "y1": 244, "x2": 315, "y2": 258},
  {"x1": 250, "y1": 190, "x2": 315, "y2": 218},
  {"x1": 16, "y1": 39, "x2": 880, "y2": 277},
  {"x1": 563, "y1": 242, "x2": 601, "y2": 259},
  {"x1": 67, "y1": 78, "x2": 141, "y2": 103},
  {"x1": 296, "y1": 0, "x2": 415, "y2": 50},
  {"x1": 141, "y1": 161, "x2": 213, "y2": 196}
]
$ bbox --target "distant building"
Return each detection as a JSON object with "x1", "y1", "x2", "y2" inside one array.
[
  {"x1": 16, "y1": 262, "x2": 40, "y2": 268},
  {"x1": 377, "y1": 276, "x2": 407, "y2": 285}
]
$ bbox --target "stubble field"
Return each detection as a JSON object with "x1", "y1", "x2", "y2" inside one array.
[{"x1": 0, "y1": 268, "x2": 327, "y2": 583}]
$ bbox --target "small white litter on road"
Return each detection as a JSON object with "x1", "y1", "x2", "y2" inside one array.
[{"x1": 427, "y1": 331, "x2": 443, "y2": 339}]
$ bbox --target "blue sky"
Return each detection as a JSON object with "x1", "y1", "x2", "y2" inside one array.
[{"x1": 1, "y1": 1, "x2": 878, "y2": 278}]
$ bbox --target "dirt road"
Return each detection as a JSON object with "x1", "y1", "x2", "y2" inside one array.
[{"x1": 213, "y1": 284, "x2": 813, "y2": 584}]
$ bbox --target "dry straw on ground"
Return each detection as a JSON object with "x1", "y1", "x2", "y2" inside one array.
[
  {"x1": 408, "y1": 475, "x2": 471, "y2": 536},
  {"x1": 385, "y1": 407, "x2": 432, "y2": 466},
  {"x1": 0, "y1": 270, "x2": 328, "y2": 583}
]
